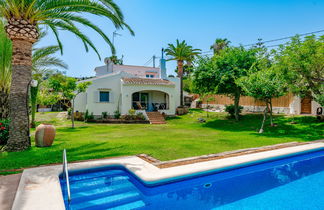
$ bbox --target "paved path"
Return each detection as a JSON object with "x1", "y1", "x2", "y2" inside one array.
[{"x1": 0, "y1": 173, "x2": 21, "y2": 210}]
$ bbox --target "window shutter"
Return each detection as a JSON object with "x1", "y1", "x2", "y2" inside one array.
[
  {"x1": 109, "y1": 92, "x2": 113, "y2": 103},
  {"x1": 94, "y1": 91, "x2": 99, "y2": 102}
]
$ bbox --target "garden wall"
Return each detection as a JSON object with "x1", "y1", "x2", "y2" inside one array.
[
  {"x1": 201, "y1": 93, "x2": 295, "y2": 114},
  {"x1": 202, "y1": 93, "x2": 294, "y2": 107}
]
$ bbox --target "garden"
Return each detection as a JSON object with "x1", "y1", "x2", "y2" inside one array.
[{"x1": 0, "y1": 109, "x2": 323, "y2": 175}]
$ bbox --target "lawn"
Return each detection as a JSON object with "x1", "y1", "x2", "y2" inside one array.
[{"x1": 0, "y1": 109, "x2": 323, "y2": 175}]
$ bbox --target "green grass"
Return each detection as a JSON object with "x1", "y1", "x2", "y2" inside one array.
[{"x1": 0, "y1": 109, "x2": 323, "y2": 175}]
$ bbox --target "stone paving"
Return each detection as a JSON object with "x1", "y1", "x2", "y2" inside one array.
[{"x1": 0, "y1": 173, "x2": 21, "y2": 210}]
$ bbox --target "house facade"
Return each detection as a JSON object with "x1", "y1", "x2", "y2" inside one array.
[{"x1": 74, "y1": 58, "x2": 180, "y2": 117}]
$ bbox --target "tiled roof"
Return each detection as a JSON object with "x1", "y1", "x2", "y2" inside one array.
[{"x1": 122, "y1": 78, "x2": 175, "y2": 86}]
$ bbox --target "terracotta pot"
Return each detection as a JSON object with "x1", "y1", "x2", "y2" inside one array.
[{"x1": 35, "y1": 124, "x2": 56, "y2": 147}]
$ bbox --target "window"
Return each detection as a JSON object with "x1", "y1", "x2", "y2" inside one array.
[
  {"x1": 99, "y1": 91, "x2": 110, "y2": 102},
  {"x1": 150, "y1": 75, "x2": 154, "y2": 78},
  {"x1": 146, "y1": 75, "x2": 150, "y2": 78},
  {"x1": 146, "y1": 74, "x2": 154, "y2": 78}
]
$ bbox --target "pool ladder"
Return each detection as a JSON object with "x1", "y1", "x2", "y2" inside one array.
[{"x1": 63, "y1": 149, "x2": 71, "y2": 203}]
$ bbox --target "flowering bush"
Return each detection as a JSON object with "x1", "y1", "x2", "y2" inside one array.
[{"x1": 0, "y1": 119, "x2": 10, "y2": 145}]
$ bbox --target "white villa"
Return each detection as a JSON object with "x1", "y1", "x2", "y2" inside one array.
[{"x1": 74, "y1": 57, "x2": 180, "y2": 118}]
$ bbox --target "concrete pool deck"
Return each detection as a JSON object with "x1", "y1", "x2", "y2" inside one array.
[
  {"x1": 5, "y1": 141, "x2": 324, "y2": 210},
  {"x1": 0, "y1": 173, "x2": 21, "y2": 210}
]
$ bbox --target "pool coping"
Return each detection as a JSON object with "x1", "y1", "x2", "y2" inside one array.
[{"x1": 12, "y1": 142, "x2": 324, "y2": 210}]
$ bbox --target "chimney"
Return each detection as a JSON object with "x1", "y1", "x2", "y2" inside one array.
[
  {"x1": 160, "y1": 48, "x2": 167, "y2": 79},
  {"x1": 104, "y1": 57, "x2": 113, "y2": 73}
]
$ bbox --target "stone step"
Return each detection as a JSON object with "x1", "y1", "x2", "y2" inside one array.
[{"x1": 146, "y1": 112, "x2": 166, "y2": 124}]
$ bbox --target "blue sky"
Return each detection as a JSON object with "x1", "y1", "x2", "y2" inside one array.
[{"x1": 38, "y1": 0, "x2": 324, "y2": 77}]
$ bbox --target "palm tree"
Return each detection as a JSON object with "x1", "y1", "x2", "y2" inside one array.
[
  {"x1": 165, "y1": 40, "x2": 201, "y2": 107},
  {"x1": 210, "y1": 38, "x2": 230, "y2": 55},
  {"x1": 0, "y1": 19, "x2": 11, "y2": 119},
  {"x1": 0, "y1": 0, "x2": 134, "y2": 151},
  {"x1": 31, "y1": 44, "x2": 68, "y2": 128}
]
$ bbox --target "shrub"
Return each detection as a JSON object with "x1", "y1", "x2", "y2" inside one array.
[
  {"x1": 89, "y1": 112, "x2": 94, "y2": 120},
  {"x1": 74, "y1": 111, "x2": 84, "y2": 121},
  {"x1": 136, "y1": 112, "x2": 146, "y2": 120},
  {"x1": 121, "y1": 114, "x2": 133, "y2": 120},
  {"x1": 67, "y1": 108, "x2": 72, "y2": 116},
  {"x1": 84, "y1": 109, "x2": 94, "y2": 121},
  {"x1": 128, "y1": 109, "x2": 136, "y2": 115},
  {"x1": 225, "y1": 104, "x2": 243, "y2": 118},
  {"x1": 121, "y1": 113, "x2": 146, "y2": 121},
  {"x1": 84, "y1": 109, "x2": 89, "y2": 120},
  {"x1": 102, "y1": 112, "x2": 108, "y2": 119},
  {"x1": 114, "y1": 110, "x2": 121, "y2": 119},
  {"x1": 0, "y1": 119, "x2": 10, "y2": 146}
]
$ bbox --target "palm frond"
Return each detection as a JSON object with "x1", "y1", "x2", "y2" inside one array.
[
  {"x1": 165, "y1": 39, "x2": 201, "y2": 62},
  {"x1": 0, "y1": 19, "x2": 11, "y2": 91},
  {"x1": 0, "y1": 0, "x2": 134, "y2": 58}
]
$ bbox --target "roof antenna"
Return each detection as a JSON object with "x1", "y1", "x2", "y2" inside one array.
[
  {"x1": 161, "y1": 48, "x2": 164, "y2": 59},
  {"x1": 112, "y1": 31, "x2": 122, "y2": 55}
]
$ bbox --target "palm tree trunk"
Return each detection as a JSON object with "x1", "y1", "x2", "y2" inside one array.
[
  {"x1": 6, "y1": 39, "x2": 33, "y2": 151},
  {"x1": 177, "y1": 60, "x2": 184, "y2": 107},
  {"x1": 0, "y1": 89, "x2": 9, "y2": 119}
]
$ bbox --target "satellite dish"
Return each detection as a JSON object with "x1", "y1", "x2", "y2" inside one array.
[{"x1": 104, "y1": 57, "x2": 111, "y2": 65}]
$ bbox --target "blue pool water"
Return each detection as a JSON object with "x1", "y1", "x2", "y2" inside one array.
[{"x1": 60, "y1": 149, "x2": 324, "y2": 210}]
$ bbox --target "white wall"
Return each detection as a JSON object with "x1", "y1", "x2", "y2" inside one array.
[
  {"x1": 289, "y1": 96, "x2": 321, "y2": 115},
  {"x1": 74, "y1": 74, "x2": 180, "y2": 116},
  {"x1": 151, "y1": 91, "x2": 166, "y2": 103},
  {"x1": 74, "y1": 92, "x2": 87, "y2": 113},
  {"x1": 289, "y1": 96, "x2": 301, "y2": 114},
  {"x1": 311, "y1": 100, "x2": 321, "y2": 115},
  {"x1": 95, "y1": 63, "x2": 160, "y2": 78},
  {"x1": 74, "y1": 73, "x2": 125, "y2": 116},
  {"x1": 120, "y1": 77, "x2": 180, "y2": 115}
]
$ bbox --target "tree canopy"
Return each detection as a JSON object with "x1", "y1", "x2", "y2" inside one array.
[
  {"x1": 275, "y1": 35, "x2": 324, "y2": 106},
  {"x1": 193, "y1": 46, "x2": 259, "y2": 120},
  {"x1": 48, "y1": 74, "x2": 91, "y2": 128},
  {"x1": 238, "y1": 67, "x2": 288, "y2": 132}
]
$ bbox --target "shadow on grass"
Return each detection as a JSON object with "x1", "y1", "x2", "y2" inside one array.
[
  {"x1": 166, "y1": 116, "x2": 181, "y2": 120},
  {"x1": 202, "y1": 114, "x2": 323, "y2": 141},
  {"x1": 0, "y1": 141, "x2": 128, "y2": 173},
  {"x1": 57, "y1": 126, "x2": 91, "y2": 132}
]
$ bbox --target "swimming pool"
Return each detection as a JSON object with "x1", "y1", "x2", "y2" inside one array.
[{"x1": 60, "y1": 149, "x2": 324, "y2": 210}]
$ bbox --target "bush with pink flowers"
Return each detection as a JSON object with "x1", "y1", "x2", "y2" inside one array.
[{"x1": 0, "y1": 119, "x2": 10, "y2": 146}]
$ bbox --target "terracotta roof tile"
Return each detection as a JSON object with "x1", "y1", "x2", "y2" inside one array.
[{"x1": 122, "y1": 78, "x2": 175, "y2": 86}]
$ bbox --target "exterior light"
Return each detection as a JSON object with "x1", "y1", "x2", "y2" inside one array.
[{"x1": 31, "y1": 80, "x2": 38, "y2": 87}]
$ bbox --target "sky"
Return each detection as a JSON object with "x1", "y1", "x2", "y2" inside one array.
[{"x1": 38, "y1": 0, "x2": 324, "y2": 77}]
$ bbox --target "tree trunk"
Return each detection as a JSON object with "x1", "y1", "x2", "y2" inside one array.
[
  {"x1": 6, "y1": 40, "x2": 33, "y2": 151},
  {"x1": 0, "y1": 90, "x2": 9, "y2": 119},
  {"x1": 234, "y1": 91, "x2": 240, "y2": 121},
  {"x1": 269, "y1": 98, "x2": 274, "y2": 126},
  {"x1": 259, "y1": 105, "x2": 268, "y2": 133},
  {"x1": 71, "y1": 98, "x2": 75, "y2": 128},
  {"x1": 30, "y1": 84, "x2": 39, "y2": 128},
  {"x1": 206, "y1": 98, "x2": 209, "y2": 118},
  {"x1": 177, "y1": 60, "x2": 184, "y2": 107}
]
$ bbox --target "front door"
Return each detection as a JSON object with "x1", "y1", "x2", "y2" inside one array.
[
  {"x1": 301, "y1": 97, "x2": 312, "y2": 114},
  {"x1": 140, "y1": 93, "x2": 149, "y2": 110}
]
